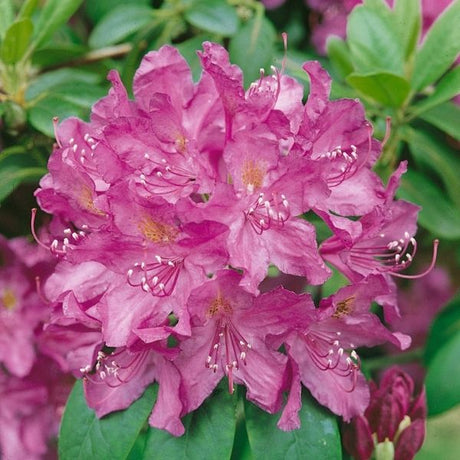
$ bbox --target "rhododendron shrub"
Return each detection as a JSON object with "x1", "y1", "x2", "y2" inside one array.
[{"x1": 30, "y1": 39, "x2": 439, "y2": 446}]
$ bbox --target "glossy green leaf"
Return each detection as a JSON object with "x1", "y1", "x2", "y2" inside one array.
[
  {"x1": 417, "y1": 405, "x2": 460, "y2": 460},
  {"x1": 425, "y1": 291, "x2": 460, "y2": 365},
  {"x1": 245, "y1": 390, "x2": 341, "y2": 460},
  {"x1": 346, "y1": 0, "x2": 404, "y2": 75},
  {"x1": 31, "y1": 0, "x2": 84, "y2": 50},
  {"x1": 346, "y1": 71, "x2": 410, "y2": 107},
  {"x1": 28, "y1": 82, "x2": 107, "y2": 137},
  {"x1": 0, "y1": 0, "x2": 14, "y2": 37},
  {"x1": 85, "y1": 0, "x2": 151, "y2": 24},
  {"x1": 412, "y1": 0, "x2": 460, "y2": 90},
  {"x1": 327, "y1": 37, "x2": 354, "y2": 78},
  {"x1": 0, "y1": 146, "x2": 46, "y2": 203},
  {"x1": 59, "y1": 380, "x2": 156, "y2": 460},
  {"x1": 31, "y1": 43, "x2": 87, "y2": 67},
  {"x1": 404, "y1": 128, "x2": 460, "y2": 207},
  {"x1": 411, "y1": 66, "x2": 460, "y2": 115},
  {"x1": 398, "y1": 169, "x2": 460, "y2": 240},
  {"x1": 26, "y1": 68, "x2": 102, "y2": 101},
  {"x1": 418, "y1": 102, "x2": 460, "y2": 141},
  {"x1": 0, "y1": 19, "x2": 33, "y2": 64},
  {"x1": 0, "y1": 167, "x2": 47, "y2": 203},
  {"x1": 144, "y1": 384, "x2": 237, "y2": 460},
  {"x1": 425, "y1": 330, "x2": 460, "y2": 415},
  {"x1": 176, "y1": 34, "x2": 215, "y2": 82},
  {"x1": 393, "y1": 0, "x2": 421, "y2": 59},
  {"x1": 185, "y1": 0, "x2": 239, "y2": 36},
  {"x1": 229, "y1": 15, "x2": 276, "y2": 86},
  {"x1": 88, "y1": 4, "x2": 154, "y2": 49},
  {"x1": 17, "y1": 0, "x2": 39, "y2": 20}
]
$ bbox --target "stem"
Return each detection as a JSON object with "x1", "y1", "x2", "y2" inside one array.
[{"x1": 364, "y1": 348, "x2": 424, "y2": 372}]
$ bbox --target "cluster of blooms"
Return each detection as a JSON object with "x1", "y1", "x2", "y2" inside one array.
[
  {"x1": 0, "y1": 236, "x2": 73, "y2": 458},
  {"x1": 33, "y1": 42, "x2": 437, "y2": 436},
  {"x1": 342, "y1": 367, "x2": 426, "y2": 460}
]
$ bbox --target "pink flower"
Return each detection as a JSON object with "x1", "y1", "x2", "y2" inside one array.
[
  {"x1": 0, "y1": 236, "x2": 55, "y2": 377},
  {"x1": 283, "y1": 276, "x2": 410, "y2": 425},
  {"x1": 0, "y1": 357, "x2": 73, "y2": 460},
  {"x1": 173, "y1": 269, "x2": 306, "y2": 419},
  {"x1": 342, "y1": 366, "x2": 426, "y2": 460}
]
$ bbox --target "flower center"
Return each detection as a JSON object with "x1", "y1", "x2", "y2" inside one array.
[
  {"x1": 205, "y1": 295, "x2": 251, "y2": 393},
  {"x1": 78, "y1": 185, "x2": 106, "y2": 216},
  {"x1": 332, "y1": 296, "x2": 355, "y2": 319},
  {"x1": 138, "y1": 215, "x2": 178, "y2": 243},
  {"x1": 241, "y1": 160, "x2": 265, "y2": 193},
  {"x1": 1, "y1": 288, "x2": 16, "y2": 310}
]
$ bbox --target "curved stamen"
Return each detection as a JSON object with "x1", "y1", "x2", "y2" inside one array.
[
  {"x1": 244, "y1": 192, "x2": 290, "y2": 235},
  {"x1": 127, "y1": 256, "x2": 183, "y2": 297},
  {"x1": 390, "y1": 239, "x2": 439, "y2": 279},
  {"x1": 305, "y1": 331, "x2": 360, "y2": 393},
  {"x1": 53, "y1": 117, "x2": 62, "y2": 148},
  {"x1": 140, "y1": 155, "x2": 196, "y2": 196},
  {"x1": 381, "y1": 116, "x2": 392, "y2": 148},
  {"x1": 350, "y1": 233, "x2": 439, "y2": 279},
  {"x1": 31, "y1": 208, "x2": 87, "y2": 257},
  {"x1": 205, "y1": 319, "x2": 251, "y2": 394},
  {"x1": 81, "y1": 348, "x2": 149, "y2": 388}
]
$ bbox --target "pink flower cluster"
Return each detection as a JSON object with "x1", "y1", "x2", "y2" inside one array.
[
  {"x1": 33, "y1": 42, "x2": 436, "y2": 436},
  {"x1": 0, "y1": 236, "x2": 73, "y2": 458}
]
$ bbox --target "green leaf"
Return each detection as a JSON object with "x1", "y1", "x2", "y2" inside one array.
[
  {"x1": 30, "y1": 0, "x2": 84, "y2": 50},
  {"x1": 411, "y1": 0, "x2": 460, "y2": 91},
  {"x1": 418, "y1": 102, "x2": 460, "y2": 141},
  {"x1": 31, "y1": 43, "x2": 87, "y2": 67},
  {"x1": 425, "y1": 330, "x2": 460, "y2": 415},
  {"x1": 327, "y1": 37, "x2": 354, "y2": 79},
  {"x1": 245, "y1": 389, "x2": 341, "y2": 460},
  {"x1": 411, "y1": 66, "x2": 460, "y2": 115},
  {"x1": 26, "y1": 68, "x2": 102, "y2": 101},
  {"x1": 425, "y1": 291, "x2": 460, "y2": 365},
  {"x1": 0, "y1": 0, "x2": 14, "y2": 37},
  {"x1": 0, "y1": 19, "x2": 33, "y2": 64},
  {"x1": 28, "y1": 82, "x2": 107, "y2": 136},
  {"x1": 393, "y1": 0, "x2": 421, "y2": 59},
  {"x1": 404, "y1": 128, "x2": 460, "y2": 207},
  {"x1": 346, "y1": 71, "x2": 410, "y2": 107},
  {"x1": 229, "y1": 15, "x2": 276, "y2": 86},
  {"x1": 85, "y1": 0, "x2": 151, "y2": 24},
  {"x1": 185, "y1": 0, "x2": 239, "y2": 36},
  {"x1": 0, "y1": 146, "x2": 46, "y2": 202},
  {"x1": 88, "y1": 4, "x2": 154, "y2": 49},
  {"x1": 398, "y1": 169, "x2": 460, "y2": 240},
  {"x1": 144, "y1": 384, "x2": 237, "y2": 460},
  {"x1": 59, "y1": 380, "x2": 156, "y2": 460},
  {"x1": 176, "y1": 34, "x2": 215, "y2": 82},
  {"x1": 17, "y1": 0, "x2": 39, "y2": 20},
  {"x1": 346, "y1": 0, "x2": 404, "y2": 75},
  {"x1": 417, "y1": 405, "x2": 460, "y2": 460},
  {"x1": 0, "y1": 166, "x2": 47, "y2": 203}
]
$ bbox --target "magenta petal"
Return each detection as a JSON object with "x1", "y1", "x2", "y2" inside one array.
[
  {"x1": 149, "y1": 360, "x2": 184, "y2": 436},
  {"x1": 394, "y1": 418, "x2": 425, "y2": 460},
  {"x1": 277, "y1": 358, "x2": 302, "y2": 431}
]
